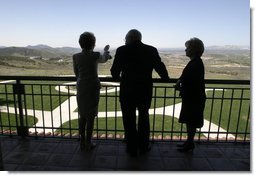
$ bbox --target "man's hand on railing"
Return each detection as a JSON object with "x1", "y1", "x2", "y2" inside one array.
[
  {"x1": 160, "y1": 75, "x2": 171, "y2": 82},
  {"x1": 111, "y1": 75, "x2": 121, "y2": 82},
  {"x1": 174, "y1": 79, "x2": 181, "y2": 91}
]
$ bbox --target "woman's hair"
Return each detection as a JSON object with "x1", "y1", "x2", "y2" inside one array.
[
  {"x1": 185, "y1": 37, "x2": 204, "y2": 57},
  {"x1": 79, "y1": 32, "x2": 96, "y2": 50}
]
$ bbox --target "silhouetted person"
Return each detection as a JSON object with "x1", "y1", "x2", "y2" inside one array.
[
  {"x1": 73, "y1": 32, "x2": 111, "y2": 150},
  {"x1": 111, "y1": 29, "x2": 170, "y2": 156},
  {"x1": 174, "y1": 37, "x2": 206, "y2": 152}
]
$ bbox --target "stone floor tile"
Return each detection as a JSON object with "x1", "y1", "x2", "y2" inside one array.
[
  {"x1": 186, "y1": 158, "x2": 213, "y2": 171},
  {"x1": 162, "y1": 158, "x2": 189, "y2": 171},
  {"x1": 43, "y1": 166, "x2": 83, "y2": 171},
  {"x1": 16, "y1": 164, "x2": 44, "y2": 171},
  {"x1": 33, "y1": 142, "x2": 59, "y2": 153},
  {"x1": 0, "y1": 140, "x2": 19, "y2": 154},
  {"x1": 230, "y1": 159, "x2": 250, "y2": 171},
  {"x1": 207, "y1": 158, "x2": 235, "y2": 171},
  {"x1": 200, "y1": 148, "x2": 225, "y2": 158},
  {"x1": 92, "y1": 156, "x2": 117, "y2": 170},
  {"x1": 220, "y1": 147, "x2": 250, "y2": 159},
  {"x1": 117, "y1": 156, "x2": 164, "y2": 171},
  {"x1": 46, "y1": 154, "x2": 73, "y2": 167},
  {"x1": 96, "y1": 144, "x2": 118, "y2": 156},
  {"x1": 23, "y1": 152, "x2": 51, "y2": 165},
  {"x1": 2, "y1": 164, "x2": 19, "y2": 171},
  {"x1": 0, "y1": 137, "x2": 250, "y2": 171},
  {"x1": 53, "y1": 142, "x2": 78, "y2": 154},
  {"x1": 3, "y1": 152, "x2": 30, "y2": 164},
  {"x1": 12, "y1": 140, "x2": 39, "y2": 153},
  {"x1": 68, "y1": 154, "x2": 95, "y2": 168}
]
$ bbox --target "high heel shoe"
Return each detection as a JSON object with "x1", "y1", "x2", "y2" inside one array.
[{"x1": 177, "y1": 143, "x2": 195, "y2": 152}]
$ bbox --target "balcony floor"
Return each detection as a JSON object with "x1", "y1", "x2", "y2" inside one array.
[{"x1": 0, "y1": 136, "x2": 250, "y2": 171}]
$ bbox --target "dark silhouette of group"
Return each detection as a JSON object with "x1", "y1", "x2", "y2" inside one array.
[{"x1": 73, "y1": 29, "x2": 206, "y2": 156}]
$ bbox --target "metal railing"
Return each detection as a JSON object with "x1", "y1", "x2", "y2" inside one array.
[{"x1": 0, "y1": 76, "x2": 250, "y2": 143}]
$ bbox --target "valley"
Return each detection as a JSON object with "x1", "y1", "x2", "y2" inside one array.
[{"x1": 0, "y1": 45, "x2": 250, "y2": 80}]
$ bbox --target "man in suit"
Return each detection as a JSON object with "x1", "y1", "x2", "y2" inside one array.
[{"x1": 111, "y1": 29, "x2": 170, "y2": 156}]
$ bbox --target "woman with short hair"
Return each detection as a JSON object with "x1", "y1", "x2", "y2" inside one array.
[
  {"x1": 175, "y1": 37, "x2": 206, "y2": 152},
  {"x1": 73, "y1": 32, "x2": 111, "y2": 150}
]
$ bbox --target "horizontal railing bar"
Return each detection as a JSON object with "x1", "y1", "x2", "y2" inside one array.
[
  {"x1": 204, "y1": 97, "x2": 250, "y2": 100},
  {"x1": 0, "y1": 92, "x2": 249, "y2": 100},
  {"x1": 0, "y1": 76, "x2": 250, "y2": 85}
]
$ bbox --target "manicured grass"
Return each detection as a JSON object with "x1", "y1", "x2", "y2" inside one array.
[
  {"x1": 0, "y1": 112, "x2": 38, "y2": 131},
  {"x1": 204, "y1": 88, "x2": 250, "y2": 138},
  {"x1": 97, "y1": 93, "x2": 181, "y2": 112},
  {"x1": 0, "y1": 81, "x2": 250, "y2": 139},
  {"x1": 1, "y1": 82, "x2": 180, "y2": 112},
  {"x1": 56, "y1": 115, "x2": 187, "y2": 137},
  {"x1": 0, "y1": 81, "x2": 70, "y2": 111},
  {"x1": 60, "y1": 87, "x2": 250, "y2": 139},
  {"x1": 94, "y1": 83, "x2": 181, "y2": 112}
]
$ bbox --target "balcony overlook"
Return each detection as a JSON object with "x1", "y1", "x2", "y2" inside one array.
[
  {"x1": 0, "y1": 0, "x2": 251, "y2": 171},
  {"x1": 0, "y1": 76, "x2": 250, "y2": 171}
]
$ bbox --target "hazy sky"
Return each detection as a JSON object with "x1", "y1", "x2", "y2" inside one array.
[{"x1": 0, "y1": 0, "x2": 250, "y2": 48}]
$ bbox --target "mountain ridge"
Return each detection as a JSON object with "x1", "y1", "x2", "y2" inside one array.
[
  {"x1": 0, "y1": 45, "x2": 81, "y2": 58},
  {"x1": 0, "y1": 44, "x2": 250, "y2": 59}
]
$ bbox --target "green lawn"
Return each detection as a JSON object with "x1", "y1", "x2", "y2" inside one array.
[
  {"x1": 1, "y1": 82, "x2": 180, "y2": 112},
  {"x1": 92, "y1": 83, "x2": 181, "y2": 112},
  {"x1": 0, "y1": 112, "x2": 38, "y2": 131},
  {"x1": 0, "y1": 82, "x2": 250, "y2": 139},
  {"x1": 0, "y1": 81, "x2": 70, "y2": 111},
  {"x1": 61, "y1": 86, "x2": 250, "y2": 139},
  {"x1": 204, "y1": 88, "x2": 250, "y2": 138},
  {"x1": 56, "y1": 115, "x2": 187, "y2": 138}
]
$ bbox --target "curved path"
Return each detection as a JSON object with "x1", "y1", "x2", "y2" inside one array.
[{"x1": 0, "y1": 81, "x2": 234, "y2": 139}]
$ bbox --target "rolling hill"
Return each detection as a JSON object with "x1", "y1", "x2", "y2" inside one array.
[
  {"x1": 0, "y1": 45, "x2": 81, "y2": 59},
  {"x1": 0, "y1": 44, "x2": 250, "y2": 79}
]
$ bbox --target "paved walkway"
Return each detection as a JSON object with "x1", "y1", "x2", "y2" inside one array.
[
  {"x1": 0, "y1": 81, "x2": 234, "y2": 139},
  {"x1": 0, "y1": 137, "x2": 250, "y2": 171}
]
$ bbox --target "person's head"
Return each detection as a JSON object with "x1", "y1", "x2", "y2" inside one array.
[
  {"x1": 79, "y1": 32, "x2": 96, "y2": 50},
  {"x1": 125, "y1": 29, "x2": 142, "y2": 45},
  {"x1": 185, "y1": 37, "x2": 204, "y2": 58}
]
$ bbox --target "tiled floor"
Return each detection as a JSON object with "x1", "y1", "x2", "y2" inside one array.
[{"x1": 0, "y1": 136, "x2": 250, "y2": 171}]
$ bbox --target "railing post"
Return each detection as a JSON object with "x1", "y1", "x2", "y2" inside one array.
[{"x1": 13, "y1": 80, "x2": 28, "y2": 137}]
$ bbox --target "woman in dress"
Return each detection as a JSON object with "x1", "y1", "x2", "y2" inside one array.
[{"x1": 175, "y1": 37, "x2": 206, "y2": 152}]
